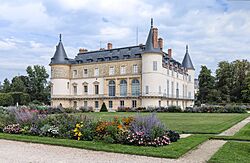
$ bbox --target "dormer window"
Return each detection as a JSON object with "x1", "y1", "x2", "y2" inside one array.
[{"x1": 73, "y1": 70, "x2": 77, "y2": 78}]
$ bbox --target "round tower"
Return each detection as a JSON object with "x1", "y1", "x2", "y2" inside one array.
[
  {"x1": 141, "y1": 19, "x2": 165, "y2": 107},
  {"x1": 50, "y1": 34, "x2": 71, "y2": 107}
]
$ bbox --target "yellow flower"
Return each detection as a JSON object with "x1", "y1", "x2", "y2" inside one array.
[
  {"x1": 77, "y1": 137, "x2": 80, "y2": 140},
  {"x1": 76, "y1": 124, "x2": 80, "y2": 128}
]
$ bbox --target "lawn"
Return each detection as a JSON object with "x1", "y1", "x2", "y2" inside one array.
[
  {"x1": 78, "y1": 112, "x2": 249, "y2": 134},
  {"x1": 213, "y1": 122, "x2": 250, "y2": 141},
  {"x1": 0, "y1": 133, "x2": 211, "y2": 159},
  {"x1": 208, "y1": 142, "x2": 250, "y2": 163}
]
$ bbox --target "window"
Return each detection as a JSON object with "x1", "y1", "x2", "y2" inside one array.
[
  {"x1": 120, "y1": 80, "x2": 127, "y2": 96},
  {"x1": 84, "y1": 85, "x2": 88, "y2": 94},
  {"x1": 95, "y1": 101, "x2": 99, "y2": 108},
  {"x1": 51, "y1": 85, "x2": 53, "y2": 95},
  {"x1": 73, "y1": 85, "x2": 77, "y2": 95},
  {"x1": 120, "y1": 100, "x2": 124, "y2": 107},
  {"x1": 108, "y1": 80, "x2": 116, "y2": 96},
  {"x1": 159, "y1": 100, "x2": 161, "y2": 107},
  {"x1": 73, "y1": 101, "x2": 77, "y2": 108},
  {"x1": 167, "y1": 69, "x2": 169, "y2": 75},
  {"x1": 183, "y1": 84, "x2": 185, "y2": 98},
  {"x1": 84, "y1": 101, "x2": 87, "y2": 107},
  {"x1": 109, "y1": 67, "x2": 115, "y2": 75},
  {"x1": 132, "y1": 100, "x2": 137, "y2": 108},
  {"x1": 188, "y1": 92, "x2": 191, "y2": 98},
  {"x1": 159, "y1": 86, "x2": 161, "y2": 94},
  {"x1": 67, "y1": 82, "x2": 69, "y2": 89},
  {"x1": 167, "y1": 100, "x2": 169, "y2": 106},
  {"x1": 189, "y1": 75, "x2": 191, "y2": 82},
  {"x1": 133, "y1": 64, "x2": 138, "y2": 74},
  {"x1": 172, "y1": 70, "x2": 174, "y2": 76},
  {"x1": 153, "y1": 61, "x2": 157, "y2": 71},
  {"x1": 146, "y1": 86, "x2": 149, "y2": 94},
  {"x1": 177, "y1": 72, "x2": 179, "y2": 78},
  {"x1": 176, "y1": 82, "x2": 179, "y2": 98},
  {"x1": 167, "y1": 80, "x2": 169, "y2": 96},
  {"x1": 109, "y1": 101, "x2": 113, "y2": 108},
  {"x1": 73, "y1": 70, "x2": 77, "y2": 78},
  {"x1": 95, "y1": 85, "x2": 99, "y2": 94},
  {"x1": 132, "y1": 79, "x2": 140, "y2": 96},
  {"x1": 94, "y1": 68, "x2": 99, "y2": 76},
  {"x1": 120, "y1": 66, "x2": 126, "y2": 75},
  {"x1": 83, "y1": 69, "x2": 88, "y2": 77},
  {"x1": 171, "y1": 81, "x2": 174, "y2": 97}
]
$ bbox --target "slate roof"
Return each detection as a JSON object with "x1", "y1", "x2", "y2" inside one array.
[
  {"x1": 181, "y1": 45, "x2": 195, "y2": 70},
  {"x1": 50, "y1": 34, "x2": 70, "y2": 65},
  {"x1": 74, "y1": 45, "x2": 144, "y2": 64}
]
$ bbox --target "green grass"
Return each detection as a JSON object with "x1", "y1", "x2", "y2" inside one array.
[
  {"x1": 77, "y1": 112, "x2": 249, "y2": 134},
  {"x1": 213, "y1": 122, "x2": 250, "y2": 141},
  {"x1": 209, "y1": 142, "x2": 250, "y2": 163},
  {"x1": 0, "y1": 133, "x2": 211, "y2": 159}
]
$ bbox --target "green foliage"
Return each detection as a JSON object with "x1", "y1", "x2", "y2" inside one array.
[
  {"x1": 1, "y1": 78, "x2": 11, "y2": 93},
  {"x1": 184, "y1": 105, "x2": 247, "y2": 113},
  {"x1": 0, "y1": 93, "x2": 14, "y2": 106},
  {"x1": 100, "y1": 102, "x2": 108, "y2": 112},
  {"x1": 26, "y1": 65, "x2": 50, "y2": 104},
  {"x1": 9, "y1": 92, "x2": 30, "y2": 105},
  {"x1": 11, "y1": 77, "x2": 27, "y2": 93}
]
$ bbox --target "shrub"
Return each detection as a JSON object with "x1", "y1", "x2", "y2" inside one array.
[
  {"x1": 167, "y1": 106, "x2": 182, "y2": 112},
  {"x1": 3, "y1": 124, "x2": 21, "y2": 134},
  {"x1": 9, "y1": 92, "x2": 30, "y2": 105},
  {"x1": 100, "y1": 103, "x2": 108, "y2": 112},
  {"x1": 166, "y1": 130, "x2": 180, "y2": 142},
  {"x1": 79, "y1": 106, "x2": 94, "y2": 112},
  {"x1": 40, "y1": 124, "x2": 59, "y2": 137},
  {"x1": 0, "y1": 93, "x2": 14, "y2": 106},
  {"x1": 117, "y1": 107, "x2": 131, "y2": 112},
  {"x1": 184, "y1": 105, "x2": 247, "y2": 113}
]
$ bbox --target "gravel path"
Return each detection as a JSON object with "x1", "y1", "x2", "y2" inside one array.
[{"x1": 218, "y1": 116, "x2": 250, "y2": 136}]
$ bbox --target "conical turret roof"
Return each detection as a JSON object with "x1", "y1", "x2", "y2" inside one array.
[
  {"x1": 50, "y1": 34, "x2": 69, "y2": 65},
  {"x1": 182, "y1": 45, "x2": 195, "y2": 70},
  {"x1": 144, "y1": 18, "x2": 161, "y2": 53}
]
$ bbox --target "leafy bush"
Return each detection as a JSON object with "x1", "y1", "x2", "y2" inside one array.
[
  {"x1": 0, "y1": 93, "x2": 13, "y2": 106},
  {"x1": 40, "y1": 124, "x2": 59, "y2": 137},
  {"x1": 167, "y1": 106, "x2": 182, "y2": 112},
  {"x1": 184, "y1": 105, "x2": 247, "y2": 113},
  {"x1": 9, "y1": 92, "x2": 30, "y2": 105},
  {"x1": 166, "y1": 130, "x2": 180, "y2": 142},
  {"x1": 79, "y1": 106, "x2": 94, "y2": 112},
  {"x1": 117, "y1": 107, "x2": 131, "y2": 112},
  {"x1": 100, "y1": 103, "x2": 108, "y2": 112}
]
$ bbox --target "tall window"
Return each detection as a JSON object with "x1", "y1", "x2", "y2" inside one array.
[
  {"x1": 159, "y1": 86, "x2": 161, "y2": 94},
  {"x1": 95, "y1": 101, "x2": 99, "y2": 108},
  {"x1": 176, "y1": 82, "x2": 179, "y2": 98},
  {"x1": 167, "y1": 69, "x2": 169, "y2": 75},
  {"x1": 171, "y1": 81, "x2": 174, "y2": 97},
  {"x1": 109, "y1": 101, "x2": 113, "y2": 108},
  {"x1": 188, "y1": 92, "x2": 191, "y2": 98},
  {"x1": 133, "y1": 64, "x2": 138, "y2": 74},
  {"x1": 83, "y1": 69, "x2": 88, "y2": 77},
  {"x1": 189, "y1": 75, "x2": 191, "y2": 82},
  {"x1": 67, "y1": 82, "x2": 69, "y2": 89},
  {"x1": 109, "y1": 67, "x2": 115, "y2": 75},
  {"x1": 73, "y1": 70, "x2": 77, "y2": 78},
  {"x1": 120, "y1": 80, "x2": 127, "y2": 96},
  {"x1": 95, "y1": 84, "x2": 99, "y2": 94},
  {"x1": 182, "y1": 84, "x2": 185, "y2": 98},
  {"x1": 167, "y1": 80, "x2": 169, "y2": 96},
  {"x1": 146, "y1": 85, "x2": 149, "y2": 94},
  {"x1": 120, "y1": 66, "x2": 126, "y2": 75},
  {"x1": 153, "y1": 61, "x2": 157, "y2": 71},
  {"x1": 108, "y1": 80, "x2": 116, "y2": 96},
  {"x1": 132, "y1": 79, "x2": 140, "y2": 96},
  {"x1": 94, "y1": 68, "x2": 99, "y2": 76},
  {"x1": 73, "y1": 101, "x2": 77, "y2": 108},
  {"x1": 84, "y1": 101, "x2": 87, "y2": 107},
  {"x1": 120, "y1": 100, "x2": 124, "y2": 107},
  {"x1": 132, "y1": 100, "x2": 137, "y2": 108},
  {"x1": 73, "y1": 85, "x2": 77, "y2": 95},
  {"x1": 84, "y1": 85, "x2": 88, "y2": 94}
]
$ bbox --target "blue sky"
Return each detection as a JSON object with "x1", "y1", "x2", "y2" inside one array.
[{"x1": 0, "y1": 0, "x2": 249, "y2": 82}]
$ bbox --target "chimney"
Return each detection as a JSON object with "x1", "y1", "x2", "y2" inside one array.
[
  {"x1": 158, "y1": 38, "x2": 163, "y2": 50},
  {"x1": 107, "y1": 43, "x2": 112, "y2": 50},
  {"x1": 79, "y1": 48, "x2": 88, "y2": 53},
  {"x1": 168, "y1": 49, "x2": 172, "y2": 58},
  {"x1": 152, "y1": 28, "x2": 158, "y2": 48}
]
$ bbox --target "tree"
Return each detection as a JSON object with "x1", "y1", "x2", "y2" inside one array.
[
  {"x1": 242, "y1": 72, "x2": 250, "y2": 102},
  {"x1": 197, "y1": 65, "x2": 217, "y2": 104},
  {"x1": 11, "y1": 76, "x2": 26, "y2": 92},
  {"x1": 26, "y1": 65, "x2": 49, "y2": 104},
  {"x1": 1, "y1": 78, "x2": 11, "y2": 93},
  {"x1": 216, "y1": 61, "x2": 232, "y2": 103}
]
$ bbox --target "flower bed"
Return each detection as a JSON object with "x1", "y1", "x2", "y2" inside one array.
[{"x1": 0, "y1": 107, "x2": 180, "y2": 147}]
